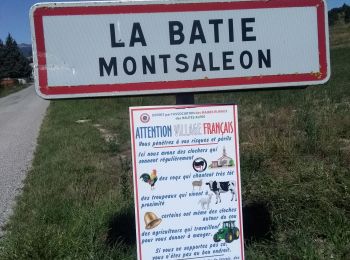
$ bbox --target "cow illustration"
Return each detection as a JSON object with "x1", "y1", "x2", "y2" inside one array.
[
  {"x1": 193, "y1": 158, "x2": 207, "y2": 172},
  {"x1": 206, "y1": 180, "x2": 237, "y2": 204}
]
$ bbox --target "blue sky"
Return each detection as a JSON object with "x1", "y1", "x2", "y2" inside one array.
[{"x1": 0, "y1": 0, "x2": 349, "y2": 44}]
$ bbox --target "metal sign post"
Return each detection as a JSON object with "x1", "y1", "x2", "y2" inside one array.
[{"x1": 176, "y1": 93, "x2": 195, "y2": 105}]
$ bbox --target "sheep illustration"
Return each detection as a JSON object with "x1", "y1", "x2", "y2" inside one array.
[
  {"x1": 198, "y1": 194, "x2": 213, "y2": 210},
  {"x1": 192, "y1": 179, "x2": 203, "y2": 190}
]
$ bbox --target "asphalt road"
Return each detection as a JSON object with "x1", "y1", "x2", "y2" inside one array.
[{"x1": 0, "y1": 85, "x2": 49, "y2": 237}]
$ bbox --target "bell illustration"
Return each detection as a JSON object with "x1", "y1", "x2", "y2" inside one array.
[{"x1": 144, "y1": 212, "x2": 162, "y2": 230}]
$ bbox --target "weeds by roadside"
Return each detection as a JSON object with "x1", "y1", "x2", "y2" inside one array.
[
  {"x1": 0, "y1": 83, "x2": 31, "y2": 98},
  {"x1": 0, "y1": 49, "x2": 349, "y2": 259}
]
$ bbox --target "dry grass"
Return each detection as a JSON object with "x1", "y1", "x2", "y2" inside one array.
[{"x1": 330, "y1": 23, "x2": 350, "y2": 49}]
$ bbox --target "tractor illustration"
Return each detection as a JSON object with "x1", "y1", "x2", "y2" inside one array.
[{"x1": 213, "y1": 221, "x2": 240, "y2": 243}]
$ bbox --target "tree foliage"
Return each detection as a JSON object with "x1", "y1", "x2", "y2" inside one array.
[
  {"x1": 0, "y1": 34, "x2": 31, "y2": 79},
  {"x1": 0, "y1": 39, "x2": 5, "y2": 79},
  {"x1": 345, "y1": 6, "x2": 350, "y2": 24},
  {"x1": 328, "y1": 4, "x2": 350, "y2": 26},
  {"x1": 328, "y1": 10, "x2": 339, "y2": 26}
]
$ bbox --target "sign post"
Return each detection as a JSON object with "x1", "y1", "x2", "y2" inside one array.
[
  {"x1": 30, "y1": 0, "x2": 330, "y2": 99},
  {"x1": 130, "y1": 104, "x2": 243, "y2": 260}
]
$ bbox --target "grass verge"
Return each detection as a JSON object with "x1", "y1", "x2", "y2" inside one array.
[
  {"x1": 0, "y1": 52, "x2": 349, "y2": 259},
  {"x1": 0, "y1": 83, "x2": 31, "y2": 98},
  {"x1": 330, "y1": 23, "x2": 350, "y2": 49}
]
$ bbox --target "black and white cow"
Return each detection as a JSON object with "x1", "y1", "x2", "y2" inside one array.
[
  {"x1": 193, "y1": 158, "x2": 207, "y2": 172},
  {"x1": 206, "y1": 180, "x2": 237, "y2": 204}
]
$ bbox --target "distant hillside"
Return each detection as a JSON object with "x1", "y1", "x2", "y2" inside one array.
[{"x1": 18, "y1": 43, "x2": 32, "y2": 58}]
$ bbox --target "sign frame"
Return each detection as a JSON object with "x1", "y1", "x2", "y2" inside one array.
[{"x1": 30, "y1": 0, "x2": 330, "y2": 99}]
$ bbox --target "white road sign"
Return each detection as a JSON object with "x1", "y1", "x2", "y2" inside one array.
[{"x1": 30, "y1": 0, "x2": 330, "y2": 99}]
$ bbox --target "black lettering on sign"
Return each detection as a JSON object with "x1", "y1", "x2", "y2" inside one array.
[
  {"x1": 189, "y1": 20, "x2": 206, "y2": 44},
  {"x1": 258, "y1": 49, "x2": 271, "y2": 68},
  {"x1": 159, "y1": 54, "x2": 171, "y2": 73},
  {"x1": 228, "y1": 18, "x2": 234, "y2": 42},
  {"x1": 176, "y1": 54, "x2": 189, "y2": 73},
  {"x1": 208, "y1": 19, "x2": 223, "y2": 43},
  {"x1": 169, "y1": 21, "x2": 185, "y2": 45},
  {"x1": 209, "y1": 52, "x2": 220, "y2": 71},
  {"x1": 242, "y1": 18, "x2": 256, "y2": 41},
  {"x1": 130, "y1": 22, "x2": 147, "y2": 47},
  {"x1": 123, "y1": 56, "x2": 137, "y2": 75},
  {"x1": 223, "y1": 51, "x2": 235, "y2": 70},
  {"x1": 142, "y1": 55, "x2": 156, "y2": 74},
  {"x1": 99, "y1": 57, "x2": 117, "y2": 76},
  {"x1": 240, "y1": 51, "x2": 253, "y2": 69},
  {"x1": 110, "y1": 24, "x2": 125, "y2": 48},
  {"x1": 193, "y1": 53, "x2": 206, "y2": 72}
]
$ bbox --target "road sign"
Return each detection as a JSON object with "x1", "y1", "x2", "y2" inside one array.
[{"x1": 30, "y1": 0, "x2": 330, "y2": 99}]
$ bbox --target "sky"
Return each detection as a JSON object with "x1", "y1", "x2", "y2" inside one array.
[{"x1": 0, "y1": 0, "x2": 349, "y2": 44}]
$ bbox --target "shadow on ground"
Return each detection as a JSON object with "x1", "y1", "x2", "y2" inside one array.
[
  {"x1": 106, "y1": 201, "x2": 273, "y2": 249},
  {"x1": 243, "y1": 201, "x2": 273, "y2": 244},
  {"x1": 106, "y1": 209, "x2": 136, "y2": 249}
]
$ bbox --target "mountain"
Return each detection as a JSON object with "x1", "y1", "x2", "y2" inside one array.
[{"x1": 18, "y1": 43, "x2": 32, "y2": 58}]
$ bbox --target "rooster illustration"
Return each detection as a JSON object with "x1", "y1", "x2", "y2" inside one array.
[{"x1": 140, "y1": 169, "x2": 158, "y2": 190}]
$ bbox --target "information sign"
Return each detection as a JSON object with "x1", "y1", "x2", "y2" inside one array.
[{"x1": 129, "y1": 104, "x2": 244, "y2": 260}]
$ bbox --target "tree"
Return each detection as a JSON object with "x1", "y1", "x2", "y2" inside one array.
[
  {"x1": 342, "y1": 3, "x2": 349, "y2": 9},
  {"x1": 328, "y1": 9, "x2": 339, "y2": 26},
  {"x1": 0, "y1": 39, "x2": 5, "y2": 79},
  {"x1": 345, "y1": 5, "x2": 350, "y2": 24},
  {"x1": 0, "y1": 34, "x2": 31, "y2": 79}
]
